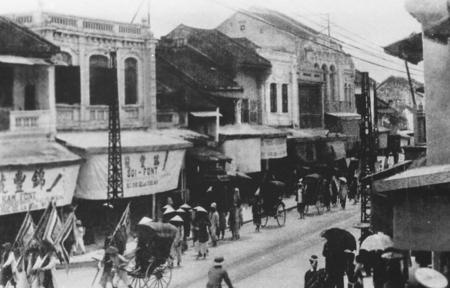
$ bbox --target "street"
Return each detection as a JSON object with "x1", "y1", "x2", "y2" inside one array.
[{"x1": 55, "y1": 204, "x2": 360, "y2": 288}]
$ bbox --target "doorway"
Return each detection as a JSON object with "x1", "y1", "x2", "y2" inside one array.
[{"x1": 24, "y1": 84, "x2": 36, "y2": 110}]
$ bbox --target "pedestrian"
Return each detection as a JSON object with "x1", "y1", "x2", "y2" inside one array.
[
  {"x1": 24, "y1": 240, "x2": 40, "y2": 288},
  {"x1": 206, "y1": 257, "x2": 234, "y2": 288},
  {"x1": 338, "y1": 177, "x2": 348, "y2": 210},
  {"x1": 322, "y1": 178, "x2": 331, "y2": 212},
  {"x1": 295, "y1": 179, "x2": 305, "y2": 219},
  {"x1": 330, "y1": 175, "x2": 339, "y2": 207},
  {"x1": 32, "y1": 240, "x2": 59, "y2": 288},
  {"x1": 233, "y1": 187, "x2": 241, "y2": 204},
  {"x1": 195, "y1": 207, "x2": 210, "y2": 260},
  {"x1": 304, "y1": 255, "x2": 326, "y2": 288},
  {"x1": 180, "y1": 204, "x2": 192, "y2": 253},
  {"x1": 382, "y1": 252, "x2": 406, "y2": 288},
  {"x1": 191, "y1": 209, "x2": 199, "y2": 249},
  {"x1": 218, "y1": 211, "x2": 227, "y2": 240},
  {"x1": 228, "y1": 201, "x2": 243, "y2": 240},
  {"x1": 346, "y1": 251, "x2": 364, "y2": 288},
  {"x1": 209, "y1": 203, "x2": 219, "y2": 247},
  {"x1": 72, "y1": 219, "x2": 86, "y2": 255},
  {"x1": 251, "y1": 195, "x2": 262, "y2": 232},
  {"x1": 169, "y1": 216, "x2": 184, "y2": 267},
  {"x1": 99, "y1": 246, "x2": 132, "y2": 288},
  {"x1": 323, "y1": 242, "x2": 346, "y2": 288}
]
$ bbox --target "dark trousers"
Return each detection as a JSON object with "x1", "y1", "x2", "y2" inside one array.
[{"x1": 327, "y1": 273, "x2": 344, "y2": 288}]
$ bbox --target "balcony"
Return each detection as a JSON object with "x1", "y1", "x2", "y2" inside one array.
[
  {"x1": 0, "y1": 109, "x2": 53, "y2": 134},
  {"x1": 325, "y1": 100, "x2": 353, "y2": 113},
  {"x1": 56, "y1": 104, "x2": 144, "y2": 130}
]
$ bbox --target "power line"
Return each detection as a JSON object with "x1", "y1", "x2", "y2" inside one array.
[{"x1": 207, "y1": 0, "x2": 423, "y2": 78}]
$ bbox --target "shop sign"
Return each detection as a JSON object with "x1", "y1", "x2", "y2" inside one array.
[
  {"x1": 75, "y1": 150, "x2": 186, "y2": 200},
  {"x1": 261, "y1": 138, "x2": 287, "y2": 159},
  {"x1": 0, "y1": 165, "x2": 79, "y2": 215}
]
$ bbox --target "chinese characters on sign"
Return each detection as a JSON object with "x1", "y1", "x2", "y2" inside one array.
[
  {"x1": 0, "y1": 165, "x2": 79, "y2": 215},
  {"x1": 261, "y1": 138, "x2": 287, "y2": 160}
]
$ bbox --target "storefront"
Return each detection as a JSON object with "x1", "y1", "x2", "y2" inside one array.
[
  {"x1": 56, "y1": 130, "x2": 191, "y2": 242},
  {"x1": 0, "y1": 138, "x2": 82, "y2": 242}
]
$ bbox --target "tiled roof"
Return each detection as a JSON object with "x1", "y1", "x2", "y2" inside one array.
[
  {"x1": 163, "y1": 24, "x2": 271, "y2": 71},
  {"x1": 0, "y1": 16, "x2": 59, "y2": 58}
]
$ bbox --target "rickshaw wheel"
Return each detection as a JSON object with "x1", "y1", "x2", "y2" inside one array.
[
  {"x1": 147, "y1": 262, "x2": 172, "y2": 288},
  {"x1": 275, "y1": 202, "x2": 286, "y2": 226},
  {"x1": 261, "y1": 214, "x2": 269, "y2": 227}
]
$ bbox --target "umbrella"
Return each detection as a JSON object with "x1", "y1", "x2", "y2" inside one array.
[
  {"x1": 321, "y1": 228, "x2": 357, "y2": 252},
  {"x1": 269, "y1": 180, "x2": 286, "y2": 187},
  {"x1": 194, "y1": 206, "x2": 207, "y2": 213},
  {"x1": 180, "y1": 203, "x2": 191, "y2": 210},
  {"x1": 360, "y1": 232, "x2": 394, "y2": 251},
  {"x1": 169, "y1": 215, "x2": 184, "y2": 223},
  {"x1": 415, "y1": 268, "x2": 448, "y2": 288}
]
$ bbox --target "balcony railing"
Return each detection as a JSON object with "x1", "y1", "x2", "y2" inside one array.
[{"x1": 0, "y1": 109, "x2": 53, "y2": 133}]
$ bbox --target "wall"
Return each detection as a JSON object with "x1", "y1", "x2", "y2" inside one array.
[
  {"x1": 13, "y1": 66, "x2": 50, "y2": 110},
  {"x1": 220, "y1": 138, "x2": 261, "y2": 173}
]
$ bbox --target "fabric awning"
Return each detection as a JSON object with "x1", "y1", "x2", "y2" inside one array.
[
  {"x1": 0, "y1": 139, "x2": 82, "y2": 168},
  {"x1": 325, "y1": 112, "x2": 361, "y2": 120},
  {"x1": 188, "y1": 147, "x2": 231, "y2": 162},
  {"x1": 0, "y1": 55, "x2": 51, "y2": 66},
  {"x1": 384, "y1": 33, "x2": 423, "y2": 65},
  {"x1": 57, "y1": 130, "x2": 192, "y2": 154},
  {"x1": 190, "y1": 111, "x2": 222, "y2": 117}
]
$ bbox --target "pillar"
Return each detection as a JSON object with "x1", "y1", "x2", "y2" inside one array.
[
  {"x1": 79, "y1": 43, "x2": 90, "y2": 125},
  {"x1": 234, "y1": 99, "x2": 242, "y2": 125},
  {"x1": 47, "y1": 65, "x2": 56, "y2": 136}
]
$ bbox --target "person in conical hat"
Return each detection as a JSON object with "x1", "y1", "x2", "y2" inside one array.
[{"x1": 169, "y1": 216, "x2": 184, "y2": 267}]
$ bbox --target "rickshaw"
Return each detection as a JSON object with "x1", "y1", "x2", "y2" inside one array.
[
  {"x1": 260, "y1": 180, "x2": 287, "y2": 227},
  {"x1": 127, "y1": 218, "x2": 177, "y2": 288},
  {"x1": 303, "y1": 173, "x2": 325, "y2": 215}
]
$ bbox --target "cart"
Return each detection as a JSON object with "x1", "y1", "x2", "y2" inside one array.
[
  {"x1": 261, "y1": 180, "x2": 286, "y2": 227},
  {"x1": 303, "y1": 173, "x2": 325, "y2": 215},
  {"x1": 128, "y1": 219, "x2": 177, "y2": 288}
]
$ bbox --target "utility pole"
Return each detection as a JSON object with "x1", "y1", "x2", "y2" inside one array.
[
  {"x1": 107, "y1": 50, "x2": 124, "y2": 202},
  {"x1": 359, "y1": 72, "x2": 375, "y2": 242}
]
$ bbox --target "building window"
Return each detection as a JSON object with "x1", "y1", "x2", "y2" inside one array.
[
  {"x1": 322, "y1": 64, "x2": 328, "y2": 100},
  {"x1": 89, "y1": 54, "x2": 112, "y2": 105},
  {"x1": 241, "y1": 99, "x2": 249, "y2": 123},
  {"x1": 240, "y1": 24, "x2": 246, "y2": 31},
  {"x1": 55, "y1": 52, "x2": 81, "y2": 105},
  {"x1": 282, "y1": 84, "x2": 288, "y2": 113},
  {"x1": 125, "y1": 58, "x2": 138, "y2": 105},
  {"x1": 270, "y1": 83, "x2": 277, "y2": 113},
  {"x1": 0, "y1": 66, "x2": 14, "y2": 108}
]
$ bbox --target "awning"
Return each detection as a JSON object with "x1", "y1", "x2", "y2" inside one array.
[
  {"x1": 219, "y1": 124, "x2": 288, "y2": 140},
  {"x1": 384, "y1": 33, "x2": 423, "y2": 65},
  {"x1": 188, "y1": 147, "x2": 231, "y2": 162},
  {"x1": 0, "y1": 55, "x2": 51, "y2": 66},
  {"x1": 190, "y1": 111, "x2": 222, "y2": 118},
  {"x1": 57, "y1": 130, "x2": 192, "y2": 154},
  {"x1": 0, "y1": 139, "x2": 81, "y2": 215},
  {"x1": 325, "y1": 112, "x2": 361, "y2": 120},
  {"x1": 0, "y1": 139, "x2": 82, "y2": 168}
]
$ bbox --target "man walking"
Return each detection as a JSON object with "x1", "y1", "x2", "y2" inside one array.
[
  {"x1": 209, "y1": 203, "x2": 220, "y2": 247},
  {"x1": 206, "y1": 257, "x2": 234, "y2": 288},
  {"x1": 304, "y1": 255, "x2": 326, "y2": 288}
]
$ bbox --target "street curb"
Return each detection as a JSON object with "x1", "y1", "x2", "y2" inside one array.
[{"x1": 57, "y1": 203, "x2": 297, "y2": 270}]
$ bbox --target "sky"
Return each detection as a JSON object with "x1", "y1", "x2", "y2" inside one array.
[{"x1": 0, "y1": 0, "x2": 424, "y2": 82}]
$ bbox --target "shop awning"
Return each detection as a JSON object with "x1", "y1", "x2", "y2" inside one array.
[
  {"x1": 190, "y1": 111, "x2": 222, "y2": 118},
  {"x1": 325, "y1": 112, "x2": 361, "y2": 120},
  {"x1": 0, "y1": 55, "x2": 51, "y2": 66},
  {"x1": 57, "y1": 130, "x2": 192, "y2": 155},
  {"x1": 0, "y1": 139, "x2": 82, "y2": 168},
  {"x1": 384, "y1": 32, "x2": 423, "y2": 65},
  {"x1": 219, "y1": 124, "x2": 288, "y2": 140},
  {"x1": 188, "y1": 147, "x2": 231, "y2": 162}
]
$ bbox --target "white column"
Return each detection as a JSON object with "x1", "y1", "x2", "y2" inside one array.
[
  {"x1": 234, "y1": 99, "x2": 242, "y2": 124},
  {"x1": 47, "y1": 66, "x2": 56, "y2": 136},
  {"x1": 215, "y1": 107, "x2": 220, "y2": 142},
  {"x1": 79, "y1": 44, "x2": 90, "y2": 124}
]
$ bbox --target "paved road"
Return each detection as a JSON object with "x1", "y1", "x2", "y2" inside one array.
[{"x1": 56, "y1": 204, "x2": 360, "y2": 288}]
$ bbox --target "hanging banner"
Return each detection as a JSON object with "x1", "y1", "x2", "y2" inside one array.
[
  {"x1": 261, "y1": 138, "x2": 287, "y2": 159},
  {"x1": 75, "y1": 149, "x2": 186, "y2": 200},
  {"x1": 0, "y1": 165, "x2": 80, "y2": 216},
  {"x1": 221, "y1": 138, "x2": 261, "y2": 173}
]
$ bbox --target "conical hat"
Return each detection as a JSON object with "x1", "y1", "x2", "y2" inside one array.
[
  {"x1": 138, "y1": 217, "x2": 153, "y2": 225},
  {"x1": 415, "y1": 268, "x2": 448, "y2": 288},
  {"x1": 194, "y1": 206, "x2": 207, "y2": 213},
  {"x1": 162, "y1": 204, "x2": 173, "y2": 211},
  {"x1": 169, "y1": 215, "x2": 184, "y2": 223},
  {"x1": 176, "y1": 208, "x2": 186, "y2": 213},
  {"x1": 163, "y1": 206, "x2": 176, "y2": 214},
  {"x1": 180, "y1": 203, "x2": 191, "y2": 210}
]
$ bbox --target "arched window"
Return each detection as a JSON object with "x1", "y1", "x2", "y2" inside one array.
[
  {"x1": 55, "y1": 52, "x2": 80, "y2": 104},
  {"x1": 314, "y1": 63, "x2": 320, "y2": 69},
  {"x1": 329, "y1": 65, "x2": 336, "y2": 101},
  {"x1": 344, "y1": 84, "x2": 348, "y2": 102},
  {"x1": 125, "y1": 58, "x2": 138, "y2": 105},
  {"x1": 53, "y1": 52, "x2": 73, "y2": 66},
  {"x1": 322, "y1": 64, "x2": 328, "y2": 100},
  {"x1": 89, "y1": 54, "x2": 110, "y2": 105}
]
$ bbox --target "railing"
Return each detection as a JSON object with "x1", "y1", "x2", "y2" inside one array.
[
  {"x1": 87, "y1": 105, "x2": 109, "y2": 122},
  {"x1": 8, "y1": 110, "x2": 52, "y2": 132},
  {"x1": 6, "y1": 12, "x2": 149, "y2": 39},
  {"x1": 56, "y1": 104, "x2": 81, "y2": 129},
  {"x1": 326, "y1": 100, "x2": 353, "y2": 113},
  {"x1": 122, "y1": 105, "x2": 141, "y2": 120}
]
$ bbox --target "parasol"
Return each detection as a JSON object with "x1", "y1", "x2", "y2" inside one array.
[
  {"x1": 415, "y1": 268, "x2": 448, "y2": 288},
  {"x1": 360, "y1": 232, "x2": 394, "y2": 251},
  {"x1": 321, "y1": 228, "x2": 357, "y2": 252},
  {"x1": 137, "y1": 221, "x2": 177, "y2": 239}
]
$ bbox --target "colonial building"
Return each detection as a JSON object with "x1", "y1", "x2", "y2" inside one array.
[
  {"x1": 6, "y1": 12, "x2": 192, "y2": 235},
  {"x1": 0, "y1": 16, "x2": 82, "y2": 242}
]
